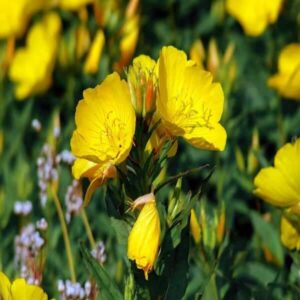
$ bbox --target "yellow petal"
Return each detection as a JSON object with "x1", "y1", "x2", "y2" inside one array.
[
  {"x1": 9, "y1": 12, "x2": 61, "y2": 100},
  {"x1": 278, "y1": 44, "x2": 300, "y2": 74},
  {"x1": 71, "y1": 72, "x2": 136, "y2": 165},
  {"x1": 280, "y1": 216, "x2": 300, "y2": 250},
  {"x1": 226, "y1": 0, "x2": 283, "y2": 36},
  {"x1": 183, "y1": 123, "x2": 227, "y2": 151},
  {"x1": 254, "y1": 138, "x2": 300, "y2": 207},
  {"x1": 59, "y1": 0, "x2": 94, "y2": 10},
  {"x1": 0, "y1": 0, "x2": 46, "y2": 38},
  {"x1": 72, "y1": 158, "x2": 99, "y2": 180},
  {"x1": 127, "y1": 198, "x2": 160, "y2": 280},
  {"x1": 157, "y1": 46, "x2": 226, "y2": 151},
  {"x1": 268, "y1": 44, "x2": 300, "y2": 100},
  {"x1": 0, "y1": 272, "x2": 11, "y2": 300}
]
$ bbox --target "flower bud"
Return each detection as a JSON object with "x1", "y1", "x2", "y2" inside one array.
[
  {"x1": 127, "y1": 55, "x2": 158, "y2": 116},
  {"x1": 84, "y1": 29, "x2": 105, "y2": 74},
  {"x1": 190, "y1": 209, "x2": 201, "y2": 244},
  {"x1": 127, "y1": 193, "x2": 160, "y2": 280}
]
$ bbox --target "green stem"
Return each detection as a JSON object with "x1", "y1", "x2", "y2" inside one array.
[
  {"x1": 52, "y1": 187, "x2": 76, "y2": 282},
  {"x1": 80, "y1": 209, "x2": 96, "y2": 249}
]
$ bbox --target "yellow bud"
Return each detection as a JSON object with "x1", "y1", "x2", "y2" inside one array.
[
  {"x1": 190, "y1": 209, "x2": 201, "y2": 243},
  {"x1": 115, "y1": 14, "x2": 139, "y2": 72},
  {"x1": 189, "y1": 39, "x2": 205, "y2": 68},
  {"x1": 216, "y1": 203, "x2": 225, "y2": 244},
  {"x1": 84, "y1": 29, "x2": 105, "y2": 74},
  {"x1": 127, "y1": 194, "x2": 160, "y2": 280},
  {"x1": 207, "y1": 39, "x2": 219, "y2": 77},
  {"x1": 126, "y1": 0, "x2": 139, "y2": 19},
  {"x1": 247, "y1": 128, "x2": 260, "y2": 174},
  {"x1": 127, "y1": 54, "x2": 157, "y2": 116},
  {"x1": 76, "y1": 24, "x2": 90, "y2": 60},
  {"x1": 223, "y1": 42, "x2": 235, "y2": 65},
  {"x1": 235, "y1": 146, "x2": 245, "y2": 172}
]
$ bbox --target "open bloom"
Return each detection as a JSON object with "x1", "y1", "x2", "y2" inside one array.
[
  {"x1": 226, "y1": 0, "x2": 283, "y2": 36},
  {"x1": 0, "y1": 0, "x2": 45, "y2": 39},
  {"x1": 9, "y1": 13, "x2": 61, "y2": 100},
  {"x1": 127, "y1": 193, "x2": 161, "y2": 280},
  {"x1": 71, "y1": 72, "x2": 136, "y2": 204},
  {"x1": 157, "y1": 46, "x2": 226, "y2": 151},
  {"x1": 254, "y1": 138, "x2": 300, "y2": 208},
  {"x1": 268, "y1": 44, "x2": 300, "y2": 101},
  {"x1": 0, "y1": 272, "x2": 47, "y2": 300}
]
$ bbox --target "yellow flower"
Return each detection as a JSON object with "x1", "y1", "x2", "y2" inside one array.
[
  {"x1": 58, "y1": 0, "x2": 94, "y2": 10},
  {"x1": 127, "y1": 193, "x2": 161, "y2": 280},
  {"x1": 9, "y1": 13, "x2": 61, "y2": 100},
  {"x1": 280, "y1": 216, "x2": 300, "y2": 250},
  {"x1": 71, "y1": 72, "x2": 136, "y2": 204},
  {"x1": 0, "y1": 272, "x2": 48, "y2": 300},
  {"x1": 0, "y1": 0, "x2": 46, "y2": 39},
  {"x1": 84, "y1": 29, "x2": 105, "y2": 74},
  {"x1": 254, "y1": 138, "x2": 300, "y2": 207},
  {"x1": 157, "y1": 46, "x2": 227, "y2": 151},
  {"x1": 190, "y1": 209, "x2": 201, "y2": 243},
  {"x1": 226, "y1": 0, "x2": 283, "y2": 36},
  {"x1": 268, "y1": 44, "x2": 300, "y2": 101},
  {"x1": 128, "y1": 54, "x2": 158, "y2": 115}
]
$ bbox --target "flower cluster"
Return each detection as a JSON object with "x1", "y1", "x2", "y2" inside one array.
[
  {"x1": 14, "y1": 222, "x2": 46, "y2": 285},
  {"x1": 70, "y1": 45, "x2": 227, "y2": 279},
  {"x1": 57, "y1": 279, "x2": 93, "y2": 300},
  {"x1": 0, "y1": 0, "x2": 140, "y2": 100}
]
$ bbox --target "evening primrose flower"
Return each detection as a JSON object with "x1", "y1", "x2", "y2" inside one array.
[
  {"x1": 71, "y1": 72, "x2": 136, "y2": 205},
  {"x1": 254, "y1": 138, "x2": 300, "y2": 208},
  {"x1": 0, "y1": 0, "x2": 46, "y2": 39},
  {"x1": 226, "y1": 0, "x2": 283, "y2": 36},
  {"x1": 127, "y1": 193, "x2": 161, "y2": 280},
  {"x1": 0, "y1": 272, "x2": 47, "y2": 300},
  {"x1": 157, "y1": 46, "x2": 226, "y2": 151},
  {"x1": 280, "y1": 216, "x2": 300, "y2": 250},
  {"x1": 268, "y1": 44, "x2": 300, "y2": 101},
  {"x1": 9, "y1": 13, "x2": 61, "y2": 100}
]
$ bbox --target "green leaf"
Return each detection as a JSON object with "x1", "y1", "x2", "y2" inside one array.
[
  {"x1": 80, "y1": 243, "x2": 123, "y2": 300},
  {"x1": 202, "y1": 274, "x2": 219, "y2": 300},
  {"x1": 164, "y1": 226, "x2": 190, "y2": 300}
]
